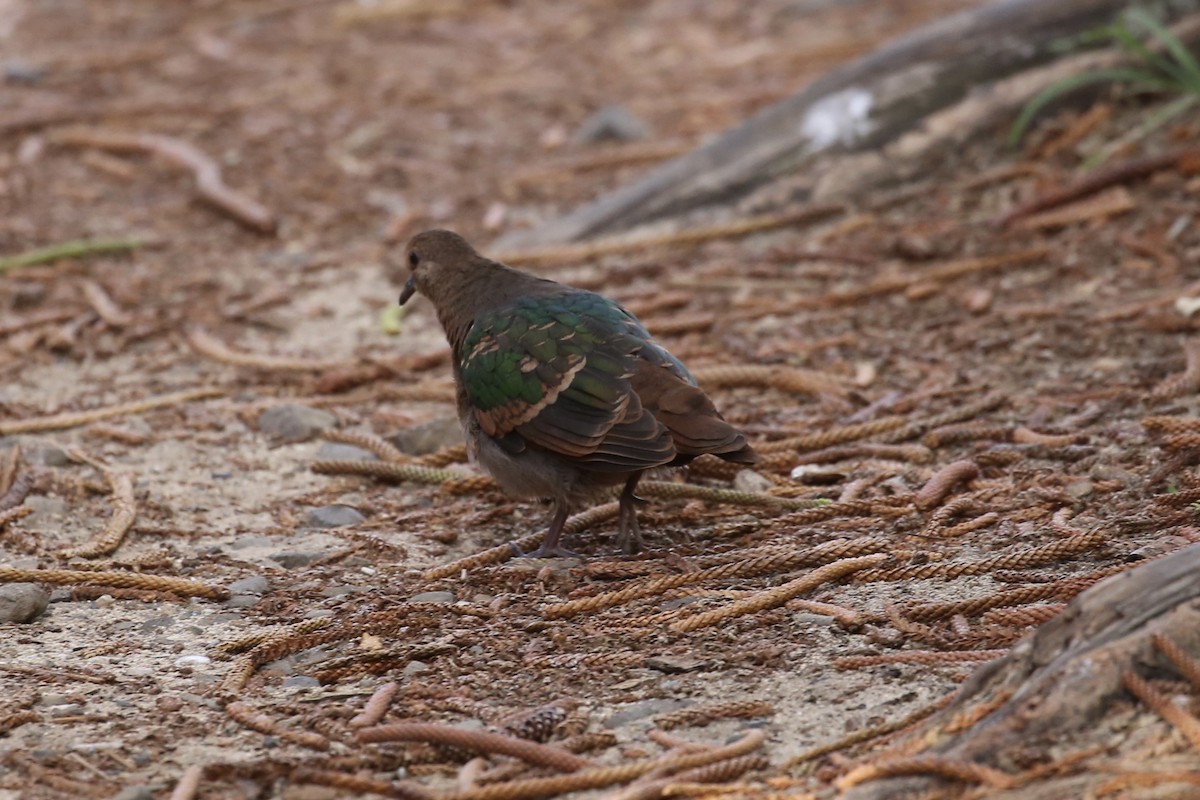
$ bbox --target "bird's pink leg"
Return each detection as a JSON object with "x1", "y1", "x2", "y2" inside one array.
[
  {"x1": 617, "y1": 473, "x2": 645, "y2": 554},
  {"x1": 520, "y1": 503, "x2": 580, "y2": 559}
]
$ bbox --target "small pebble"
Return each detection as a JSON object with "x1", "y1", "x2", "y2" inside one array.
[
  {"x1": 0, "y1": 583, "x2": 50, "y2": 623},
  {"x1": 228, "y1": 576, "x2": 270, "y2": 595},
  {"x1": 94, "y1": 594, "x2": 115, "y2": 608},
  {"x1": 574, "y1": 104, "x2": 650, "y2": 144},
  {"x1": 733, "y1": 469, "x2": 773, "y2": 494},
  {"x1": 258, "y1": 404, "x2": 336, "y2": 443},
  {"x1": 283, "y1": 675, "x2": 321, "y2": 689},
  {"x1": 389, "y1": 416, "x2": 462, "y2": 455},
  {"x1": 315, "y1": 442, "x2": 378, "y2": 462},
  {"x1": 407, "y1": 591, "x2": 455, "y2": 604},
  {"x1": 174, "y1": 654, "x2": 211, "y2": 669},
  {"x1": 110, "y1": 787, "x2": 156, "y2": 800},
  {"x1": 305, "y1": 504, "x2": 366, "y2": 529}
]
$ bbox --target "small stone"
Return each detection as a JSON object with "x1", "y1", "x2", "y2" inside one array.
[
  {"x1": 4, "y1": 60, "x2": 45, "y2": 85},
  {"x1": 407, "y1": 591, "x2": 455, "y2": 604},
  {"x1": 228, "y1": 576, "x2": 271, "y2": 595},
  {"x1": 389, "y1": 416, "x2": 462, "y2": 455},
  {"x1": 258, "y1": 404, "x2": 336, "y2": 443},
  {"x1": 174, "y1": 654, "x2": 211, "y2": 669},
  {"x1": 270, "y1": 550, "x2": 328, "y2": 569},
  {"x1": 302, "y1": 609, "x2": 336, "y2": 620},
  {"x1": 110, "y1": 787, "x2": 156, "y2": 800},
  {"x1": 305, "y1": 504, "x2": 366, "y2": 529},
  {"x1": 94, "y1": 594, "x2": 116, "y2": 608},
  {"x1": 733, "y1": 469, "x2": 773, "y2": 494},
  {"x1": 24, "y1": 442, "x2": 70, "y2": 467},
  {"x1": 320, "y1": 584, "x2": 360, "y2": 598},
  {"x1": 793, "y1": 612, "x2": 837, "y2": 627},
  {"x1": 574, "y1": 105, "x2": 650, "y2": 144},
  {"x1": 224, "y1": 595, "x2": 260, "y2": 609},
  {"x1": 645, "y1": 656, "x2": 708, "y2": 674},
  {"x1": 22, "y1": 495, "x2": 67, "y2": 522},
  {"x1": 45, "y1": 704, "x2": 85, "y2": 717},
  {"x1": 283, "y1": 675, "x2": 321, "y2": 689},
  {"x1": 230, "y1": 534, "x2": 273, "y2": 549},
  {"x1": 605, "y1": 699, "x2": 689, "y2": 728},
  {"x1": 0, "y1": 583, "x2": 50, "y2": 623},
  {"x1": 316, "y1": 442, "x2": 378, "y2": 461},
  {"x1": 403, "y1": 660, "x2": 430, "y2": 676}
]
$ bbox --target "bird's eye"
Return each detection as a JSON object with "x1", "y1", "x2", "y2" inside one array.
[{"x1": 409, "y1": 252, "x2": 420, "y2": 267}]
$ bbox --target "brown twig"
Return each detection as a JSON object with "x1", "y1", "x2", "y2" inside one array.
[
  {"x1": 0, "y1": 387, "x2": 223, "y2": 435},
  {"x1": 914, "y1": 460, "x2": 980, "y2": 510},
  {"x1": 225, "y1": 701, "x2": 329, "y2": 750},
  {"x1": 187, "y1": 327, "x2": 346, "y2": 371},
  {"x1": 997, "y1": 147, "x2": 1200, "y2": 228},
  {"x1": 436, "y1": 729, "x2": 765, "y2": 800},
  {"x1": 0, "y1": 566, "x2": 226, "y2": 600},
  {"x1": 671, "y1": 554, "x2": 887, "y2": 633},
  {"x1": 60, "y1": 455, "x2": 137, "y2": 559},
  {"x1": 1121, "y1": 669, "x2": 1200, "y2": 753},
  {"x1": 168, "y1": 765, "x2": 203, "y2": 800},
  {"x1": 349, "y1": 681, "x2": 400, "y2": 728},
  {"x1": 358, "y1": 723, "x2": 594, "y2": 772},
  {"x1": 51, "y1": 129, "x2": 278, "y2": 233}
]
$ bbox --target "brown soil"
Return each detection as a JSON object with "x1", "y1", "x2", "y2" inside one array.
[{"x1": 3, "y1": 1, "x2": 1200, "y2": 798}]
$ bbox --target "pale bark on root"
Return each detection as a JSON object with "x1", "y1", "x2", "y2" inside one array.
[
  {"x1": 499, "y1": 0, "x2": 1195, "y2": 248},
  {"x1": 843, "y1": 542, "x2": 1200, "y2": 800}
]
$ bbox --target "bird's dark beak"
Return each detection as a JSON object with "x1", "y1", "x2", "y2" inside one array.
[{"x1": 398, "y1": 274, "x2": 417, "y2": 306}]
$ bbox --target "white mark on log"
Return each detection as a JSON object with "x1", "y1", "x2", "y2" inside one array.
[{"x1": 800, "y1": 88, "x2": 874, "y2": 150}]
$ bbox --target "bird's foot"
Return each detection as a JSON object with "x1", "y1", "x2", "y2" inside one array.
[{"x1": 514, "y1": 541, "x2": 582, "y2": 560}]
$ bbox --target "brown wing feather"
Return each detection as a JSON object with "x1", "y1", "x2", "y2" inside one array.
[{"x1": 630, "y1": 360, "x2": 758, "y2": 463}]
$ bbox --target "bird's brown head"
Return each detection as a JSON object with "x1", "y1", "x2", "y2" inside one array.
[{"x1": 397, "y1": 229, "x2": 483, "y2": 309}]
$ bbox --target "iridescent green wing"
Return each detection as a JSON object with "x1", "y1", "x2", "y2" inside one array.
[{"x1": 460, "y1": 292, "x2": 673, "y2": 470}]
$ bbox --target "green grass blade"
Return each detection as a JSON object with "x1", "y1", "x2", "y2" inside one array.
[
  {"x1": 1009, "y1": 68, "x2": 1175, "y2": 146},
  {"x1": 1126, "y1": 8, "x2": 1200, "y2": 81}
]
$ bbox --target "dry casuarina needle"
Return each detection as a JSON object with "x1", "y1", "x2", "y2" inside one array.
[
  {"x1": 0, "y1": 710, "x2": 41, "y2": 734},
  {"x1": 290, "y1": 767, "x2": 432, "y2": 800},
  {"x1": 168, "y1": 765, "x2": 203, "y2": 800},
  {"x1": 914, "y1": 460, "x2": 980, "y2": 510},
  {"x1": 922, "y1": 422, "x2": 1012, "y2": 448},
  {"x1": 833, "y1": 649, "x2": 1007, "y2": 669},
  {"x1": 435, "y1": 729, "x2": 766, "y2": 800},
  {"x1": 613, "y1": 754, "x2": 770, "y2": 800},
  {"x1": 546, "y1": 537, "x2": 885, "y2": 619},
  {"x1": 0, "y1": 387, "x2": 223, "y2": 435},
  {"x1": 836, "y1": 755, "x2": 1014, "y2": 790},
  {"x1": 0, "y1": 567, "x2": 226, "y2": 600},
  {"x1": 80, "y1": 279, "x2": 133, "y2": 328},
  {"x1": 1153, "y1": 633, "x2": 1200, "y2": 687},
  {"x1": 654, "y1": 701, "x2": 774, "y2": 731},
  {"x1": 51, "y1": 129, "x2": 278, "y2": 233},
  {"x1": 0, "y1": 506, "x2": 34, "y2": 529},
  {"x1": 1151, "y1": 339, "x2": 1200, "y2": 401},
  {"x1": 187, "y1": 327, "x2": 346, "y2": 372},
  {"x1": 357, "y1": 723, "x2": 594, "y2": 772},
  {"x1": 785, "y1": 691, "x2": 957, "y2": 768},
  {"x1": 856, "y1": 527, "x2": 1107, "y2": 581},
  {"x1": 1013, "y1": 185, "x2": 1134, "y2": 231},
  {"x1": 493, "y1": 205, "x2": 844, "y2": 265},
  {"x1": 671, "y1": 554, "x2": 887, "y2": 633},
  {"x1": 998, "y1": 146, "x2": 1200, "y2": 227},
  {"x1": 349, "y1": 681, "x2": 400, "y2": 728},
  {"x1": 61, "y1": 463, "x2": 137, "y2": 559},
  {"x1": 1121, "y1": 670, "x2": 1200, "y2": 753},
  {"x1": 322, "y1": 430, "x2": 408, "y2": 462},
  {"x1": 691, "y1": 365, "x2": 848, "y2": 397},
  {"x1": 225, "y1": 702, "x2": 329, "y2": 750}
]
